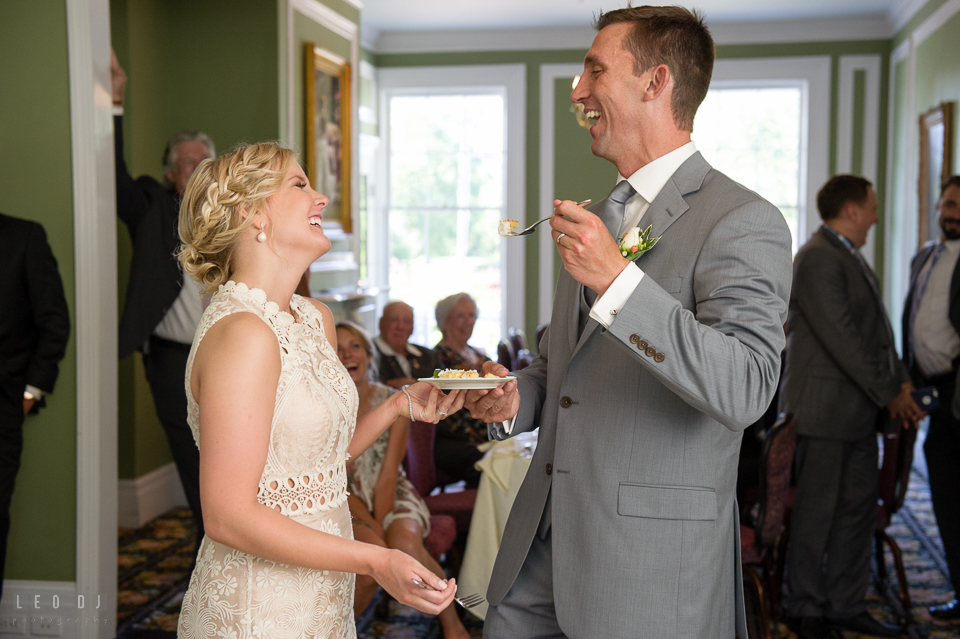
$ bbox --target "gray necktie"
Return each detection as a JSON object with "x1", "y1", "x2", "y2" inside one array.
[{"x1": 583, "y1": 180, "x2": 637, "y2": 309}]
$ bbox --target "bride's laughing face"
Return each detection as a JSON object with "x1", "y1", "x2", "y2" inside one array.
[
  {"x1": 261, "y1": 163, "x2": 331, "y2": 259},
  {"x1": 336, "y1": 327, "x2": 369, "y2": 383}
]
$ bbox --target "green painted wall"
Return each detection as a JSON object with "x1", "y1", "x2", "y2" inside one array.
[
  {"x1": 111, "y1": 0, "x2": 280, "y2": 478},
  {"x1": 914, "y1": 9, "x2": 960, "y2": 157},
  {"x1": 372, "y1": 38, "x2": 891, "y2": 339},
  {"x1": 0, "y1": 2, "x2": 77, "y2": 582}
]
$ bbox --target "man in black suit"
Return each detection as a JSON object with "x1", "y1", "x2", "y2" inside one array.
[
  {"x1": 112, "y1": 52, "x2": 213, "y2": 553},
  {"x1": 0, "y1": 213, "x2": 70, "y2": 600},
  {"x1": 374, "y1": 301, "x2": 438, "y2": 388},
  {"x1": 903, "y1": 174, "x2": 960, "y2": 620},
  {"x1": 780, "y1": 175, "x2": 922, "y2": 639}
]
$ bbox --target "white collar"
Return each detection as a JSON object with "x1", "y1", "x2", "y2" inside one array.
[
  {"x1": 619, "y1": 141, "x2": 698, "y2": 204},
  {"x1": 375, "y1": 335, "x2": 421, "y2": 358}
]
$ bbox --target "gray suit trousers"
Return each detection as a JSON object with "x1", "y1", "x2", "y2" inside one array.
[{"x1": 785, "y1": 433, "x2": 879, "y2": 619}]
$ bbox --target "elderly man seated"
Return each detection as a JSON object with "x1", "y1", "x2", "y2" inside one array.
[{"x1": 374, "y1": 301, "x2": 439, "y2": 389}]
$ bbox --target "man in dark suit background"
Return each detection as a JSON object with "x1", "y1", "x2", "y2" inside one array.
[
  {"x1": 112, "y1": 51, "x2": 213, "y2": 553},
  {"x1": 374, "y1": 301, "x2": 438, "y2": 388},
  {"x1": 902, "y1": 175, "x2": 960, "y2": 620},
  {"x1": 780, "y1": 175, "x2": 923, "y2": 639},
  {"x1": 0, "y1": 213, "x2": 70, "y2": 600}
]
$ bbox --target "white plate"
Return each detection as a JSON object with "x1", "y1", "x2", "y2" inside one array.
[{"x1": 417, "y1": 376, "x2": 516, "y2": 390}]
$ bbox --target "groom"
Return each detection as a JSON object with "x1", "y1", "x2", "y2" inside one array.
[{"x1": 466, "y1": 6, "x2": 793, "y2": 638}]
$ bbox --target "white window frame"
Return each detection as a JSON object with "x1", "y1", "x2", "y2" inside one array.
[
  {"x1": 709, "y1": 56, "x2": 831, "y2": 251},
  {"x1": 374, "y1": 64, "x2": 526, "y2": 340}
]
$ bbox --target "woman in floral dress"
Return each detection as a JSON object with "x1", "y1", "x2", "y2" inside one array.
[
  {"x1": 174, "y1": 143, "x2": 462, "y2": 638},
  {"x1": 337, "y1": 322, "x2": 470, "y2": 639}
]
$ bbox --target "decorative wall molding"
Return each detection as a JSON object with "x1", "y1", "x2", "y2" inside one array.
[
  {"x1": 836, "y1": 54, "x2": 882, "y2": 267},
  {"x1": 912, "y1": 0, "x2": 960, "y2": 45},
  {"x1": 117, "y1": 462, "x2": 188, "y2": 529},
  {"x1": 367, "y1": 15, "x2": 893, "y2": 55},
  {"x1": 538, "y1": 63, "x2": 582, "y2": 325},
  {"x1": 883, "y1": 0, "x2": 959, "y2": 325},
  {"x1": 65, "y1": 0, "x2": 118, "y2": 636},
  {"x1": 890, "y1": 0, "x2": 935, "y2": 34}
]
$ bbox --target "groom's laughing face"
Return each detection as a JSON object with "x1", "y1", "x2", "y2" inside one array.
[{"x1": 572, "y1": 22, "x2": 652, "y2": 172}]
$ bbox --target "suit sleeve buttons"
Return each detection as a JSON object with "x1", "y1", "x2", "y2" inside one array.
[
  {"x1": 654, "y1": 352, "x2": 665, "y2": 363},
  {"x1": 629, "y1": 334, "x2": 640, "y2": 345},
  {"x1": 645, "y1": 346, "x2": 656, "y2": 357}
]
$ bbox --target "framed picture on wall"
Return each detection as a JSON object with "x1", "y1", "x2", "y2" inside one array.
[
  {"x1": 918, "y1": 102, "x2": 954, "y2": 246},
  {"x1": 305, "y1": 43, "x2": 351, "y2": 234}
]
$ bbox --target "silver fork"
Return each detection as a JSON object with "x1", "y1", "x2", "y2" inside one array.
[
  {"x1": 504, "y1": 199, "x2": 592, "y2": 236},
  {"x1": 411, "y1": 577, "x2": 485, "y2": 609}
]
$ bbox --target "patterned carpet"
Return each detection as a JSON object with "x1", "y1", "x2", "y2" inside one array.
[{"x1": 116, "y1": 473, "x2": 958, "y2": 639}]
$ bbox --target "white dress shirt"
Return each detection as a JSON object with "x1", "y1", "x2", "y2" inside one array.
[
  {"x1": 503, "y1": 142, "x2": 698, "y2": 434},
  {"x1": 913, "y1": 239, "x2": 960, "y2": 377},
  {"x1": 153, "y1": 275, "x2": 205, "y2": 345},
  {"x1": 590, "y1": 141, "x2": 698, "y2": 328}
]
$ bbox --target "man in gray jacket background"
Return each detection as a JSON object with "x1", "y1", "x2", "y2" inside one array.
[{"x1": 780, "y1": 175, "x2": 922, "y2": 639}]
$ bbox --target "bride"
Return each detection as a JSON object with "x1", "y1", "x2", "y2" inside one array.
[{"x1": 174, "y1": 142, "x2": 462, "y2": 638}]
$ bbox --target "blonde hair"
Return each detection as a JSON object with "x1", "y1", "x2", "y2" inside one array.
[{"x1": 177, "y1": 142, "x2": 298, "y2": 294}]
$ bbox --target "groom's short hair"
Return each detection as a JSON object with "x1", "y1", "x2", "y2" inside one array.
[
  {"x1": 595, "y1": 5, "x2": 714, "y2": 133},
  {"x1": 817, "y1": 175, "x2": 872, "y2": 221}
]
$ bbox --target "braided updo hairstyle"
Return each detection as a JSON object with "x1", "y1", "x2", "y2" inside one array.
[{"x1": 177, "y1": 142, "x2": 298, "y2": 295}]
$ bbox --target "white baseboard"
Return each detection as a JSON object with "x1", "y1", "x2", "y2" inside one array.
[
  {"x1": 0, "y1": 580, "x2": 105, "y2": 638},
  {"x1": 117, "y1": 462, "x2": 187, "y2": 528}
]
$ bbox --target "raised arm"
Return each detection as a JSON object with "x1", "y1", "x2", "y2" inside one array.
[{"x1": 191, "y1": 311, "x2": 455, "y2": 614}]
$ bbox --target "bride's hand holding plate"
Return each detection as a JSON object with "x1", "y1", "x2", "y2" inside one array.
[{"x1": 403, "y1": 382, "x2": 466, "y2": 423}]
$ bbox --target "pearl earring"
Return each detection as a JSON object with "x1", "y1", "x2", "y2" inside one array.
[{"x1": 257, "y1": 223, "x2": 266, "y2": 243}]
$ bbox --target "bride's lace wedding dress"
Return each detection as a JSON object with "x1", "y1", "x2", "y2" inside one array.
[{"x1": 177, "y1": 281, "x2": 359, "y2": 639}]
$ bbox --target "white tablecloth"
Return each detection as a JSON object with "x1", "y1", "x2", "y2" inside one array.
[{"x1": 457, "y1": 431, "x2": 537, "y2": 620}]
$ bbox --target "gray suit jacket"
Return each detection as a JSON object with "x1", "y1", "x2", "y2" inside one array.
[
  {"x1": 488, "y1": 153, "x2": 792, "y2": 638},
  {"x1": 780, "y1": 226, "x2": 908, "y2": 440}
]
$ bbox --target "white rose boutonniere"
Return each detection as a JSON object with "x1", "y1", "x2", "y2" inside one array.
[{"x1": 619, "y1": 225, "x2": 661, "y2": 260}]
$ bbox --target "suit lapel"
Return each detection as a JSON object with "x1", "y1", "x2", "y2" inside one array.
[{"x1": 567, "y1": 153, "x2": 710, "y2": 360}]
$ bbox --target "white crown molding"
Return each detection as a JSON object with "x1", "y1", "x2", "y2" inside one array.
[
  {"x1": 913, "y1": 0, "x2": 960, "y2": 45},
  {"x1": 370, "y1": 26, "x2": 595, "y2": 55},
  {"x1": 65, "y1": 0, "x2": 118, "y2": 636},
  {"x1": 889, "y1": 0, "x2": 933, "y2": 34},
  {"x1": 366, "y1": 15, "x2": 894, "y2": 55},
  {"x1": 710, "y1": 15, "x2": 893, "y2": 44}
]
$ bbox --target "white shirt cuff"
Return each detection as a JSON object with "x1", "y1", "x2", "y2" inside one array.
[
  {"x1": 502, "y1": 413, "x2": 517, "y2": 435},
  {"x1": 25, "y1": 384, "x2": 44, "y2": 399},
  {"x1": 589, "y1": 263, "x2": 645, "y2": 328}
]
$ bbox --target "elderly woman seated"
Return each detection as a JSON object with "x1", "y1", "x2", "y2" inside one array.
[
  {"x1": 374, "y1": 301, "x2": 439, "y2": 388},
  {"x1": 432, "y1": 292, "x2": 491, "y2": 488}
]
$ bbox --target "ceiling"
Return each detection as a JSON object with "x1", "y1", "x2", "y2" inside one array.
[{"x1": 360, "y1": 0, "x2": 903, "y2": 39}]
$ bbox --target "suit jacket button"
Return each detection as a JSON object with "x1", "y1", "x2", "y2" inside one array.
[
  {"x1": 654, "y1": 352, "x2": 665, "y2": 363},
  {"x1": 638, "y1": 340, "x2": 648, "y2": 350},
  {"x1": 629, "y1": 334, "x2": 641, "y2": 345},
  {"x1": 546, "y1": 463, "x2": 553, "y2": 475},
  {"x1": 560, "y1": 396, "x2": 573, "y2": 408},
  {"x1": 645, "y1": 346, "x2": 656, "y2": 357}
]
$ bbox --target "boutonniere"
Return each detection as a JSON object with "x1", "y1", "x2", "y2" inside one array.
[{"x1": 619, "y1": 225, "x2": 661, "y2": 260}]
